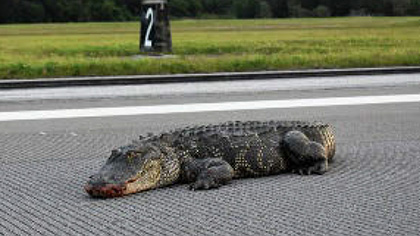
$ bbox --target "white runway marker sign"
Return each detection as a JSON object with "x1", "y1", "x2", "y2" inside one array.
[{"x1": 140, "y1": 0, "x2": 172, "y2": 53}]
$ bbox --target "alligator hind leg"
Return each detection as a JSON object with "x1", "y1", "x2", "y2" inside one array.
[
  {"x1": 182, "y1": 158, "x2": 234, "y2": 190},
  {"x1": 283, "y1": 130, "x2": 328, "y2": 175}
]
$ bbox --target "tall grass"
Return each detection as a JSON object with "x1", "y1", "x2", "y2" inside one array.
[{"x1": 0, "y1": 17, "x2": 420, "y2": 79}]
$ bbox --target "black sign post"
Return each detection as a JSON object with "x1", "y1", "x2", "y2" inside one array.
[{"x1": 140, "y1": 0, "x2": 172, "y2": 54}]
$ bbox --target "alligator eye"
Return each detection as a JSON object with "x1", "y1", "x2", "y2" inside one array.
[
  {"x1": 111, "y1": 149, "x2": 119, "y2": 155},
  {"x1": 127, "y1": 151, "x2": 139, "y2": 159}
]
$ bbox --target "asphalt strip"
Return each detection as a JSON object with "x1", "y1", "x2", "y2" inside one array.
[
  {"x1": 0, "y1": 94, "x2": 419, "y2": 122},
  {"x1": 2, "y1": 67, "x2": 420, "y2": 90}
]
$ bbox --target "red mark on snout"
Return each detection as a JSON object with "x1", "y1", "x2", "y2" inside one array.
[{"x1": 85, "y1": 183, "x2": 125, "y2": 198}]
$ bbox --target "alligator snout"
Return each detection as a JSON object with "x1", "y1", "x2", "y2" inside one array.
[
  {"x1": 85, "y1": 183, "x2": 125, "y2": 198},
  {"x1": 85, "y1": 175, "x2": 126, "y2": 198}
]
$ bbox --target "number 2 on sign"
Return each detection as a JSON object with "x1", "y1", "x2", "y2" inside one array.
[{"x1": 144, "y1": 8, "x2": 154, "y2": 47}]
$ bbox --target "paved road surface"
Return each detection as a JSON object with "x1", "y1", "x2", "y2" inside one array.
[{"x1": 0, "y1": 74, "x2": 419, "y2": 236}]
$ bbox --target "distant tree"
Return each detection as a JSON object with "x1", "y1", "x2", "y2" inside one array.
[
  {"x1": 0, "y1": 0, "x2": 15, "y2": 23},
  {"x1": 313, "y1": 5, "x2": 331, "y2": 17},
  {"x1": 186, "y1": 0, "x2": 203, "y2": 17},
  {"x1": 408, "y1": 0, "x2": 420, "y2": 15},
  {"x1": 289, "y1": 4, "x2": 313, "y2": 17},
  {"x1": 301, "y1": 0, "x2": 319, "y2": 10},
  {"x1": 1, "y1": 0, "x2": 420, "y2": 23},
  {"x1": 233, "y1": 0, "x2": 261, "y2": 18},
  {"x1": 259, "y1": 1, "x2": 273, "y2": 18},
  {"x1": 267, "y1": 0, "x2": 289, "y2": 18},
  {"x1": 328, "y1": 0, "x2": 352, "y2": 16},
  {"x1": 389, "y1": 0, "x2": 410, "y2": 15},
  {"x1": 121, "y1": 0, "x2": 141, "y2": 16},
  {"x1": 169, "y1": 0, "x2": 190, "y2": 17},
  {"x1": 200, "y1": 0, "x2": 233, "y2": 15},
  {"x1": 170, "y1": 0, "x2": 203, "y2": 17},
  {"x1": 14, "y1": 0, "x2": 46, "y2": 23},
  {"x1": 87, "y1": 0, "x2": 131, "y2": 21}
]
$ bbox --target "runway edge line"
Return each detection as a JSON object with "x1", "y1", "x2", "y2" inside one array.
[{"x1": 1, "y1": 94, "x2": 419, "y2": 122}]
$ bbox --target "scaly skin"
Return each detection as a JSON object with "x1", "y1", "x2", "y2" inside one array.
[{"x1": 85, "y1": 120, "x2": 336, "y2": 198}]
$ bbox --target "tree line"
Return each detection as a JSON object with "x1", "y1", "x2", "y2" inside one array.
[{"x1": 1, "y1": 0, "x2": 420, "y2": 24}]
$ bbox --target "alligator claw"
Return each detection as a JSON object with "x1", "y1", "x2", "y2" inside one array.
[
  {"x1": 189, "y1": 178, "x2": 220, "y2": 191},
  {"x1": 293, "y1": 168, "x2": 311, "y2": 175},
  {"x1": 293, "y1": 160, "x2": 327, "y2": 175}
]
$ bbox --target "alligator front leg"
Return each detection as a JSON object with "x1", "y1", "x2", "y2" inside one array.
[
  {"x1": 182, "y1": 158, "x2": 234, "y2": 190},
  {"x1": 283, "y1": 130, "x2": 328, "y2": 175}
]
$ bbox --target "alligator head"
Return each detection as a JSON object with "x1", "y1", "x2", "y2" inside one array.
[{"x1": 85, "y1": 142, "x2": 179, "y2": 198}]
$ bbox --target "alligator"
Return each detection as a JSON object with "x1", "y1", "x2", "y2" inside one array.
[{"x1": 85, "y1": 120, "x2": 336, "y2": 198}]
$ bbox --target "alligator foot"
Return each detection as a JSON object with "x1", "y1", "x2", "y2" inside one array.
[
  {"x1": 292, "y1": 160, "x2": 328, "y2": 175},
  {"x1": 183, "y1": 158, "x2": 234, "y2": 191},
  {"x1": 190, "y1": 178, "x2": 221, "y2": 190},
  {"x1": 283, "y1": 130, "x2": 328, "y2": 175}
]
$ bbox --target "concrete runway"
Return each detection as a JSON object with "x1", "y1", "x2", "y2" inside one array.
[{"x1": 0, "y1": 74, "x2": 419, "y2": 235}]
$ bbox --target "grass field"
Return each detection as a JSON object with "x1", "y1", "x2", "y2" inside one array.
[{"x1": 1, "y1": 17, "x2": 420, "y2": 79}]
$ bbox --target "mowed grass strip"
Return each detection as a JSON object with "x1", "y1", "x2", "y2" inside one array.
[{"x1": 0, "y1": 17, "x2": 420, "y2": 79}]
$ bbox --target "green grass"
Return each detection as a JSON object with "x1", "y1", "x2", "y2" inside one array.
[{"x1": 1, "y1": 17, "x2": 420, "y2": 79}]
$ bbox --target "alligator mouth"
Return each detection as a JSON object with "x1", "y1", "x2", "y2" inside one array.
[
  {"x1": 84, "y1": 183, "x2": 127, "y2": 198},
  {"x1": 84, "y1": 179, "x2": 158, "y2": 198},
  {"x1": 85, "y1": 160, "x2": 162, "y2": 198},
  {"x1": 84, "y1": 175, "x2": 158, "y2": 198}
]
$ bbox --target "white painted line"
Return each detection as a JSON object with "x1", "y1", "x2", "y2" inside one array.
[{"x1": 1, "y1": 94, "x2": 419, "y2": 122}]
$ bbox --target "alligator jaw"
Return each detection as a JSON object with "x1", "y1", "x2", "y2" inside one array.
[
  {"x1": 84, "y1": 177, "x2": 159, "y2": 198},
  {"x1": 84, "y1": 183, "x2": 126, "y2": 198},
  {"x1": 85, "y1": 159, "x2": 162, "y2": 198},
  {"x1": 121, "y1": 162, "x2": 162, "y2": 195}
]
